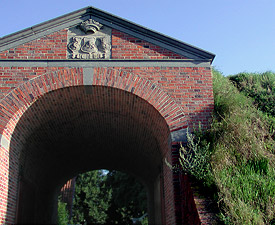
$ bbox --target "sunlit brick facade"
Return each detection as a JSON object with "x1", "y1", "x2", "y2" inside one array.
[{"x1": 0, "y1": 7, "x2": 215, "y2": 224}]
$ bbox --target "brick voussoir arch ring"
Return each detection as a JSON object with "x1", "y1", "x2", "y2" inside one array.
[
  {"x1": 92, "y1": 67, "x2": 186, "y2": 131},
  {"x1": 0, "y1": 67, "x2": 83, "y2": 144},
  {"x1": 0, "y1": 67, "x2": 186, "y2": 145}
]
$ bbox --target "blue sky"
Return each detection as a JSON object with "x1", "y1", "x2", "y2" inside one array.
[{"x1": 1, "y1": 0, "x2": 274, "y2": 76}]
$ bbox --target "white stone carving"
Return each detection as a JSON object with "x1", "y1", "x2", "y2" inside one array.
[
  {"x1": 67, "y1": 19, "x2": 111, "y2": 59},
  {"x1": 79, "y1": 19, "x2": 103, "y2": 34}
]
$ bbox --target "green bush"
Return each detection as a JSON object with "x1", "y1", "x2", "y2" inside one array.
[
  {"x1": 57, "y1": 200, "x2": 70, "y2": 225},
  {"x1": 178, "y1": 130, "x2": 211, "y2": 182},
  {"x1": 229, "y1": 71, "x2": 275, "y2": 136},
  {"x1": 229, "y1": 71, "x2": 275, "y2": 117}
]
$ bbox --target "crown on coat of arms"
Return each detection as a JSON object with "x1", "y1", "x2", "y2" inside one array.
[{"x1": 80, "y1": 19, "x2": 103, "y2": 34}]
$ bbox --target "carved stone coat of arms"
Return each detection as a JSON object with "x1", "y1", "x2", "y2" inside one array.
[{"x1": 67, "y1": 19, "x2": 111, "y2": 59}]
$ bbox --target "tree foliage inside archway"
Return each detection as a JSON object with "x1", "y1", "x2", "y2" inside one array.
[
  {"x1": 72, "y1": 170, "x2": 111, "y2": 224},
  {"x1": 71, "y1": 170, "x2": 147, "y2": 225},
  {"x1": 105, "y1": 170, "x2": 147, "y2": 224}
]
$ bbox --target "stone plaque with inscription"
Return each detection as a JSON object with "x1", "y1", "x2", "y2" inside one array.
[{"x1": 67, "y1": 19, "x2": 111, "y2": 59}]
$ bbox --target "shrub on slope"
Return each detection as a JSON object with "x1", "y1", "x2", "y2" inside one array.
[
  {"x1": 229, "y1": 71, "x2": 275, "y2": 117},
  {"x1": 229, "y1": 71, "x2": 275, "y2": 137}
]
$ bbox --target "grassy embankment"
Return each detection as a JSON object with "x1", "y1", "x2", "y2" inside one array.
[{"x1": 181, "y1": 70, "x2": 275, "y2": 224}]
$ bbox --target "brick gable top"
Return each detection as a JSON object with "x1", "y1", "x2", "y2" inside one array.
[{"x1": 0, "y1": 6, "x2": 215, "y2": 62}]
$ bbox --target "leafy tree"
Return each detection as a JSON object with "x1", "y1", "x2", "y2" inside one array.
[
  {"x1": 72, "y1": 170, "x2": 111, "y2": 224},
  {"x1": 71, "y1": 170, "x2": 147, "y2": 225},
  {"x1": 105, "y1": 170, "x2": 147, "y2": 224}
]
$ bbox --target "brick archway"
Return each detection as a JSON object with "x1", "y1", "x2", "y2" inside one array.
[
  {"x1": 0, "y1": 67, "x2": 186, "y2": 224},
  {"x1": 0, "y1": 67, "x2": 186, "y2": 137},
  {"x1": 0, "y1": 6, "x2": 215, "y2": 224}
]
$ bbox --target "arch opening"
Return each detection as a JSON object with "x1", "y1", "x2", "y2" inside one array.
[
  {"x1": 8, "y1": 85, "x2": 171, "y2": 224},
  {"x1": 60, "y1": 169, "x2": 148, "y2": 224}
]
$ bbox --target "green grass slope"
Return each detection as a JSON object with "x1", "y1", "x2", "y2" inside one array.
[{"x1": 182, "y1": 70, "x2": 275, "y2": 224}]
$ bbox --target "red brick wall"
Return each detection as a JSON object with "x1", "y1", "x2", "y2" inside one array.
[
  {"x1": 0, "y1": 27, "x2": 214, "y2": 224},
  {"x1": 112, "y1": 29, "x2": 187, "y2": 59},
  {"x1": 0, "y1": 66, "x2": 213, "y2": 132},
  {"x1": 0, "y1": 30, "x2": 67, "y2": 59},
  {"x1": 0, "y1": 68, "x2": 83, "y2": 224},
  {"x1": 108, "y1": 67, "x2": 213, "y2": 130},
  {"x1": 171, "y1": 143, "x2": 201, "y2": 225}
]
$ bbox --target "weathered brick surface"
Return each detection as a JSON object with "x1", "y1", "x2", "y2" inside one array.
[
  {"x1": 0, "y1": 67, "x2": 64, "y2": 99},
  {"x1": 112, "y1": 29, "x2": 187, "y2": 59},
  {"x1": 109, "y1": 67, "x2": 213, "y2": 130},
  {"x1": 0, "y1": 25, "x2": 214, "y2": 224},
  {"x1": 0, "y1": 30, "x2": 67, "y2": 59}
]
